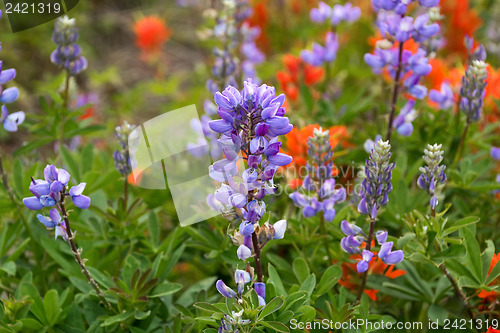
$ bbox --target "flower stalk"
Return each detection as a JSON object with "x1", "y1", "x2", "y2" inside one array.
[
  {"x1": 386, "y1": 41, "x2": 404, "y2": 141},
  {"x1": 58, "y1": 193, "x2": 112, "y2": 310}
]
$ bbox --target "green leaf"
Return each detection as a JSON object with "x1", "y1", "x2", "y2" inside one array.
[
  {"x1": 60, "y1": 147, "x2": 80, "y2": 182},
  {"x1": 486, "y1": 258, "x2": 500, "y2": 285},
  {"x1": 14, "y1": 138, "x2": 52, "y2": 156},
  {"x1": 19, "y1": 318, "x2": 43, "y2": 330},
  {"x1": 442, "y1": 216, "x2": 480, "y2": 236},
  {"x1": 314, "y1": 265, "x2": 342, "y2": 297},
  {"x1": 259, "y1": 321, "x2": 289, "y2": 332},
  {"x1": 292, "y1": 258, "x2": 309, "y2": 284},
  {"x1": 194, "y1": 302, "x2": 223, "y2": 314},
  {"x1": 20, "y1": 283, "x2": 46, "y2": 324},
  {"x1": 149, "y1": 282, "x2": 182, "y2": 298},
  {"x1": 299, "y1": 274, "x2": 316, "y2": 296},
  {"x1": 101, "y1": 311, "x2": 134, "y2": 327},
  {"x1": 66, "y1": 125, "x2": 105, "y2": 138},
  {"x1": 482, "y1": 240, "x2": 495, "y2": 282},
  {"x1": 267, "y1": 264, "x2": 287, "y2": 297},
  {"x1": 460, "y1": 227, "x2": 482, "y2": 284},
  {"x1": 297, "y1": 305, "x2": 316, "y2": 322},
  {"x1": 257, "y1": 296, "x2": 284, "y2": 320},
  {"x1": 1, "y1": 261, "x2": 16, "y2": 276},
  {"x1": 81, "y1": 144, "x2": 94, "y2": 174},
  {"x1": 428, "y1": 304, "x2": 448, "y2": 322},
  {"x1": 43, "y1": 289, "x2": 61, "y2": 325},
  {"x1": 134, "y1": 310, "x2": 151, "y2": 320}
]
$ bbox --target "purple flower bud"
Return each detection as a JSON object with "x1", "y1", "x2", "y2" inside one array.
[
  {"x1": 216, "y1": 280, "x2": 237, "y2": 298},
  {"x1": 341, "y1": 220, "x2": 363, "y2": 236}
]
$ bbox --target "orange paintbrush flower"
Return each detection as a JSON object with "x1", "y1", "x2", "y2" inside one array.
[
  {"x1": 440, "y1": 0, "x2": 482, "y2": 56},
  {"x1": 133, "y1": 16, "x2": 171, "y2": 56},
  {"x1": 277, "y1": 55, "x2": 324, "y2": 102},
  {"x1": 282, "y1": 124, "x2": 350, "y2": 187}
]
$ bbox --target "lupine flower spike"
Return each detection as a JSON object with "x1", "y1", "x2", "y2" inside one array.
[
  {"x1": 342, "y1": 140, "x2": 402, "y2": 302},
  {"x1": 417, "y1": 144, "x2": 446, "y2": 213},
  {"x1": 209, "y1": 80, "x2": 292, "y2": 305},
  {"x1": 0, "y1": 10, "x2": 24, "y2": 132},
  {"x1": 289, "y1": 127, "x2": 347, "y2": 260},
  {"x1": 23, "y1": 164, "x2": 90, "y2": 211},
  {"x1": 22, "y1": 165, "x2": 111, "y2": 310},
  {"x1": 51, "y1": 16, "x2": 87, "y2": 75},
  {"x1": 364, "y1": 0, "x2": 440, "y2": 139}
]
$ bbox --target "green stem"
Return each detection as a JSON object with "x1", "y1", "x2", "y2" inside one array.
[
  {"x1": 58, "y1": 192, "x2": 112, "y2": 310},
  {"x1": 385, "y1": 41, "x2": 405, "y2": 142},
  {"x1": 355, "y1": 217, "x2": 375, "y2": 303},
  {"x1": 57, "y1": 72, "x2": 70, "y2": 163},
  {"x1": 452, "y1": 123, "x2": 469, "y2": 168}
]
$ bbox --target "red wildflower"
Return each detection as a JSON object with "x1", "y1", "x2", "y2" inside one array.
[
  {"x1": 133, "y1": 16, "x2": 171, "y2": 55},
  {"x1": 440, "y1": 0, "x2": 482, "y2": 56},
  {"x1": 277, "y1": 55, "x2": 323, "y2": 102}
]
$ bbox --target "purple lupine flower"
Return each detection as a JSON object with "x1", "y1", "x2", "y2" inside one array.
[
  {"x1": 216, "y1": 280, "x2": 237, "y2": 298},
  {"x1": 412, "y1": 14, "x2": 440, "y2": 42},
  {"x1": 460, "y1": 60, "x2": 488, "y2": 124},
  {"x1": 393, "y1": 99, "x2": 417, "y2": 136},
  {"x1": 340, "y1": 218, "x2": 404, "y2": 270},
  {"x1": 37, "y1": 208, "x2": 68, "y2": 240},
  {"x1": 23, "y1": 165, "x2": 91, "y2": 211},
  {"x1": 363, "y1": 135, "x2": 382, "y2": 154},
  {"x1": 50, "y1": 16, "x2": 87, "y2": 75},
  {"x1": 310, "y1": 2, "x2": 360, "y2": 25},
  {"x1": 417, "y1": 143, "x2": 446, "y2": 209},
  {"x1": 491, "y1": 147, "x2": 500, "y2": 161},
  {"x1": 357, "y1": 250, "x2": 374, "y2": 273},
  {"x1": 254, "y1": 282, "x2": 266, "y2": 306},
  {"x1": 114, "y1": 121, "x2": 138, "y2": 176},
  {"x1": 234, "y1": 269, "x2": 251, "y2": 295},
  {"x1": 367, "y1": 0, "x2": 439, "y2": 101},
  {"x1": 0, "y1": 17, "x2": 24, "y2": 132},
  {"x1": 429, "y1": 82, "x2": 454, "y2": 109},
  {"x1": 301, "y1": 32, "x2": 339, "y2": 66},
  {"x1": 289, "y1": 128, "x2": 347, "y2": 222},
  {"x1": 378, "y1": 241, "x2": 404, "y2": 264},
  {"x1": 209, "y1": 80, "x2": 291, "y2": 305},
  {"x1": 358, "y1": 140, "x2": 395, "y2": 217},
  {"x1": 272, "y1": 219, "x2": 287, "y2": 239}
]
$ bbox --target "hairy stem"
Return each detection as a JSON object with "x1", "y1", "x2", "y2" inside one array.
[
  {"x1": 385, "y1": 41, "x2": 405, "y2": 142},
  {"x1": 59, "y1": 195, "x2": 112, "y2": 310},
  {"x1": 57, "y1": 72, "x2": 71, "y2": 161},
  {"x1": 251, "y1": 232, "x2": 264, "y2": 282},
  {"x1": 355, "y1": 217, "x2": 375, "y2": 303},
  {"x1": 439, "y1": 263, "x2": 474, "y2": 319}
]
